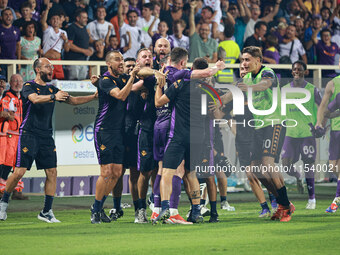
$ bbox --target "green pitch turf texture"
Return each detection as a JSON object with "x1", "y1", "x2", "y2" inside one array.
[{"x1": 1, "y1": 184, "x2": 339, "y2": 255}]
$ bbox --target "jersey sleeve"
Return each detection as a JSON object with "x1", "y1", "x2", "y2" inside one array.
[
  {"x1": 100, "y1": 77, "x2": 117, "y2": 95},
  {"x1": 261, "y1": 69, "x2": 277, "y2": 88},
  {"x1": 21, "y1": 82, "x2": 37, "y2": 99},
  {"x1": 314, "y1": 87, "x2": 322, "y2": 106},
  {"x1": 173, "y1": 69, "x2": 192, "y2": 81},
  {"x1": 165, "y1": 81, "x2": 180, "y2": 101},
  {"x1": 327, "y1": 93, "x2": 340, "y2": 113}
]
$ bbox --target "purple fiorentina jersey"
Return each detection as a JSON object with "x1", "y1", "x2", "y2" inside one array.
[
  {"x1": 154, "y1": 66, "x2": 192, "y2": 129},
  {"x1": 316, "y1": 41, "x2": 339, "y2": 65},
  {"x1": 0, "y1": 24, "x2": 20, "y2": 59}
]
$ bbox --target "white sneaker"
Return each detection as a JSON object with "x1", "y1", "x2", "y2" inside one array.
[
  {"x1": 0, "y1": 201, "x2": 8, "y2": 221},
  {"x1": 200, "y1": 205, "x2": 211, "y2": 217},
  {"x1": 306, "y1": 199, "x2": 316, "y2": 210},
  {"x1": 221, "y1": 200, "x2": 235, "y2": 211},
  {"x1": 38, "y1": 210, "x2": 61, "y2": 223},
  {"x1": 137, "y1": 208, "x2": 148, "y2": 223}
]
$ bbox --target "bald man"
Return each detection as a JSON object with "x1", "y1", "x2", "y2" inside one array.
[{"x1": 0, "y1": 58, "x2": 97, "y2": 223}]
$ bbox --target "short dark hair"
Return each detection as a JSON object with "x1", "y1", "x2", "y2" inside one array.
[
  {"x1": 321, "y1": 28, "x2": 331, "y2": 36},
  {"x1": 127, "y1": 10, "x2": 138, "y2": 17},
  {"x1": 137, "y1": 48, "x2": 151, "y2": 58},
  {"x1": 143, "y1": 3, "x2": 154, "y2": 11},
  {"x1": 192, "y1": 58, "x2": 208, "y2": 70},
  {"x1": 21, "y1": 1, "x2": 32, "y2": 10},
  {"x1": 292, "y1": 60, "x2": 307, "y2": 71},
  {"x1": 33, "y1": 58, "x2": 41, "y2": 74},
  {"x1": 124, "y1": 57, "x2": 136, "y2": 62},
  {"x1": 224, "y1": 22, "x2": 235, "y2": 38},
  {"x1": 266, "y1": 33, "x2": 278, "y2": 47},
  {"x1": 242, "y1": 46, "x2": 263, "y2": 62},
  {"x1": 105, "y1": 50, "x2": 122, "y2": 62},
  {"x1": 75, "y1": 8, "x2": 87, "y2": 18},
  {"x1": 320, "y1": 6, "x2": 331, "y2": 15},
  {"x1": 23, "y1": 20, "x2": 37, "y2": 36},
  {"x1": 1, "y1": 8, "x2": 12, "y2": 17},
  {"x1": 170, "y1": 47, "x2": 188, "y2": 64},
  {"x1": 109, "y1": 35, "x2": 117, "y2": 40},
  {"x1": 202, "y1": 6, "x2": 213, "y2": 14},
  {"x1": 254, "y1": 21, "x2": 267, "y2": 31}
]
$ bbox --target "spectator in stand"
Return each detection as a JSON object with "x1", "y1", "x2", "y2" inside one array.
[
  {"x1": 0, "y1": 8, "x2": 21, "y2": 78},
  {"x1": 330, "y1": 4, "x2": 340, "y2": 35},
  {"x1": 227, "y1": 0, "x2": 250, "y2": 50},
  {"x1": 279, "y1": 24, "x2": 307, "y2": 64},
  {"x1": 243, "y1": 0, "x2": 281, "y2": 42},
  {"x1": 110, "y1": 0, "x2": 129, "y2": 44},
  {"x1": 197, "y1": 6, "x2": 222, "y2": 39},
  {"x1": 188, "y1": 1, "x2": 217, "y2": 63},
  {"x1": 137, "y1": 3, "x2": 159, "y2": 48},
  {"x1": 263, "y1": 33, "x2": 280, "y2": 64},
  {"x1": 87, "y1": 6, "x2": 115, "y2": 45},
  {"x1": 41, "y1": 4, "x2": 69, "y2": 80},
  {"x1": 152, "y1": 1, "x2": 161, "y2": 17},
  {"x1": 106, "y1": 34, "x2": 132, "y2": 54},
  {"x1": 169, "y1": 19, "x2": 189, "y2": 51},
  {"x1": 64, "y1": 9, "x2": 93, "y2": 80},
  {"x1": 28, "y1": 0, "x2": 40, "y2": 22},
  {"x1": 20, "y1": 20, "x2": 41, "y2": 81},
  {"x1": 119, "y1": 8, "x2": 146, "y2": 58},
  {"x1": 148, "y1": 17, "x2": 174, "y2": 49},
  {"x1": 129, "y1": 0, "x2": 141, "y2": 16},
  {"x1": 160, "y1": 0, "x2": 188, "y2": 35},
  {"x1": 243, "y1": 21, "x2": 267, "y2": 50},
  {"x1": 0, "y1": 0, "x2": 17, "y2": 20},
  {"x1": 272, "y1": 20, "x2": 287, "y2": 44},
  {"x1": 305, "y1": 14, "x2": 323, "y2": 64},
  {"x1": 13, "y1": 1, "x2": 42, "y2": 38},
  {"x1": 321, "y1": 6, "x2": 332, "y2": 26},
  {"x1": 313, "y1": 28, "x2": 340, "y2": 78},
  {"x1": 294, "y1": 17, "x2": 305, "y2": 41},
  {"x1": 203, "y1": 0, "x2": 222, "y2": 26},
  {"x1": 216, "y1": 23, "x2": 240, "y2": 83},
  {"x1": 88, "y1": 0, "x2": 116, "y2": 21},
  {"x1": 89, "y1": 39, "x2": 107, "y2": 76}
]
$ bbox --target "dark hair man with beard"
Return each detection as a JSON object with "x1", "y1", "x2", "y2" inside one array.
[{"x1": 0, "y1": 58, "x2": 98, "y2": 223}]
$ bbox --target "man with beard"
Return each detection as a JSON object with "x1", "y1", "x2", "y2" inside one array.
[
  {"x1": 0, "y1": 58, "x2": 97, "y2": 222},
  {"x1": 153, "y1": 38, "x2": 171, "y2": 70}
]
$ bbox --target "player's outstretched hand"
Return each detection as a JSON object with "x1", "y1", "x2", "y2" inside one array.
[
  {"x1": 156, "y1": 66, "x2": 169, "y2": 88},
  {"x1": 55, "y1": 91, "x2": 70, "y2": 102},
  {"x1": 93, "y1": 90, "x2": 98, "y2": 98},
  {"x1": 309, "y1": 123, "x2": 326, "y2": 138},
  {"x1": 216, "y1": 60, "x2": 226, "y2": 70},
  {"x1": 236, "y1": 83, "x2": 248, "y2": 92},
  {"x1": 90, "y1": 75, "x2": 100, "y2": 87}
]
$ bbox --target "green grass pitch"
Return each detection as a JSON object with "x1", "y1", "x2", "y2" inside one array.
[{"x1": 1, "y1": 185, "x2": 339, "y2": 255}]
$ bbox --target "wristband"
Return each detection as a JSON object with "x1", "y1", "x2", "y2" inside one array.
[{"x1": 50, "y1": 94, "x2": 56, "y2": 101}]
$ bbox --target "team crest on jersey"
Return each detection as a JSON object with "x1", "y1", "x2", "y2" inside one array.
[
  {"x1": 49, "y1": 88, "x2": 53, "y2": 93},
  {"x1": 141, "y1": 150, "x2": 147, "y2": 156},
  {"x1": 122, "y1": 78, "x2": 126, "y2": 83},
  {"x1": 202, "y1": 159, "x2": 208, "y2": 163},
  {"x1": 100, "y1": 145, "x2": 106, "y2": 151},
  {"x1": 22, "y1": 147, "x2": 28, "y2": 153},
  {"x1": 103, "y1": 77, "x2": 110, "y2": 80},
  {"x1": 54, "y1": 148, "x2": 56, "y2": 152},
  {"x1": 24, "y1": 82, "x2": 30, "y2": 86}
]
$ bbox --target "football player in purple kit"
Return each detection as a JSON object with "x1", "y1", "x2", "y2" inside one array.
[
  {"x1": 90, "y1": 50, "x2": 166, "y2": 224},
  {"x1": 153, "y1": 48, "x2": 226, "y2": 224},
  {"x1": 316, "y1": 72, "x2": 340, "y2": 213},
  {"x1": 0, "y1": 58, "x2": 97, "y2": 223}
]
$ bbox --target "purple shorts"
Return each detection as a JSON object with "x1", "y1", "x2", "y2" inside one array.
[
  {"x1": 153, "y1": 127, "x2": 169, "y2": 161},
  {"x1": 329, "y1": 131, "x2": 340, "y2": 160},
  {"x1": 281, "y1": 136, "x2": 316, "y2": 163}
]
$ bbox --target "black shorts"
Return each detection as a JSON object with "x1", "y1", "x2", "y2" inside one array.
[
  {"x1": 123, "y1": 126, "x2": 138, "y2": 168},
  {"x1": 251, "y1": 125, "x2": 286, "y2": 162},
  {"x1": 236, "y1": 142, "x2": 252, "y2": 167},
  {"x1": 137, "y1": 129, "x2": 156, "y2": 172},
  {"x1": 15, "y1": 132, "x2": 57, "y2": 170},
  {"x1": 163, "y1": 138, "x2": 204, "y2": 172},
  {"x1": 94, "y1": 130, "x2": 124, "y2": 165}
]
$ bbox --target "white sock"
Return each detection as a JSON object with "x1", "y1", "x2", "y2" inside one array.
[
  {"x1": 308, "y1": 198, "x2": 316, "y2": 203},
  {"x1": 153, "y1": 207, "x2": 161, "y2": 214},
  {"x1": 170, "y1": 208, "x2": 178, "y2": 216}
]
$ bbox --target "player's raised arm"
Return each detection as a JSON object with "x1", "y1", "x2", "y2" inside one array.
[
  {"x1": 66, "y1": 92, "x2": 98, "y2": 105},
  {"x1": 324, "y1": 93, "x2": 340, "y2": 119},
  {"x1": 154, "y1": 68, "x2": 170, "y2": 107},
  {"x1": 110, "y1": 64, "x2": 140, "y2": 101},
  {"x1": 190, "y1": 60, "x2": 226, "y2": 79},
  {"x1": 316, "y1": 79, "x2": 335, "y2": 128}
]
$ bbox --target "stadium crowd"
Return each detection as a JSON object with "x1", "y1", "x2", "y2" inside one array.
[{"x1": 0, "y1": 0, "x2": 339, "y2": 81}]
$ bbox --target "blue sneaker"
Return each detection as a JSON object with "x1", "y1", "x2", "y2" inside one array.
[
  {"x1": 325, "y1": 203, "x2": 338, "y2": 213},
  {"x1": 188, "y1": 211, "x2": 204, "y2": 223},
  {"x1": 259, "y1": 208, "x2": 271, "y2": 218}
]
